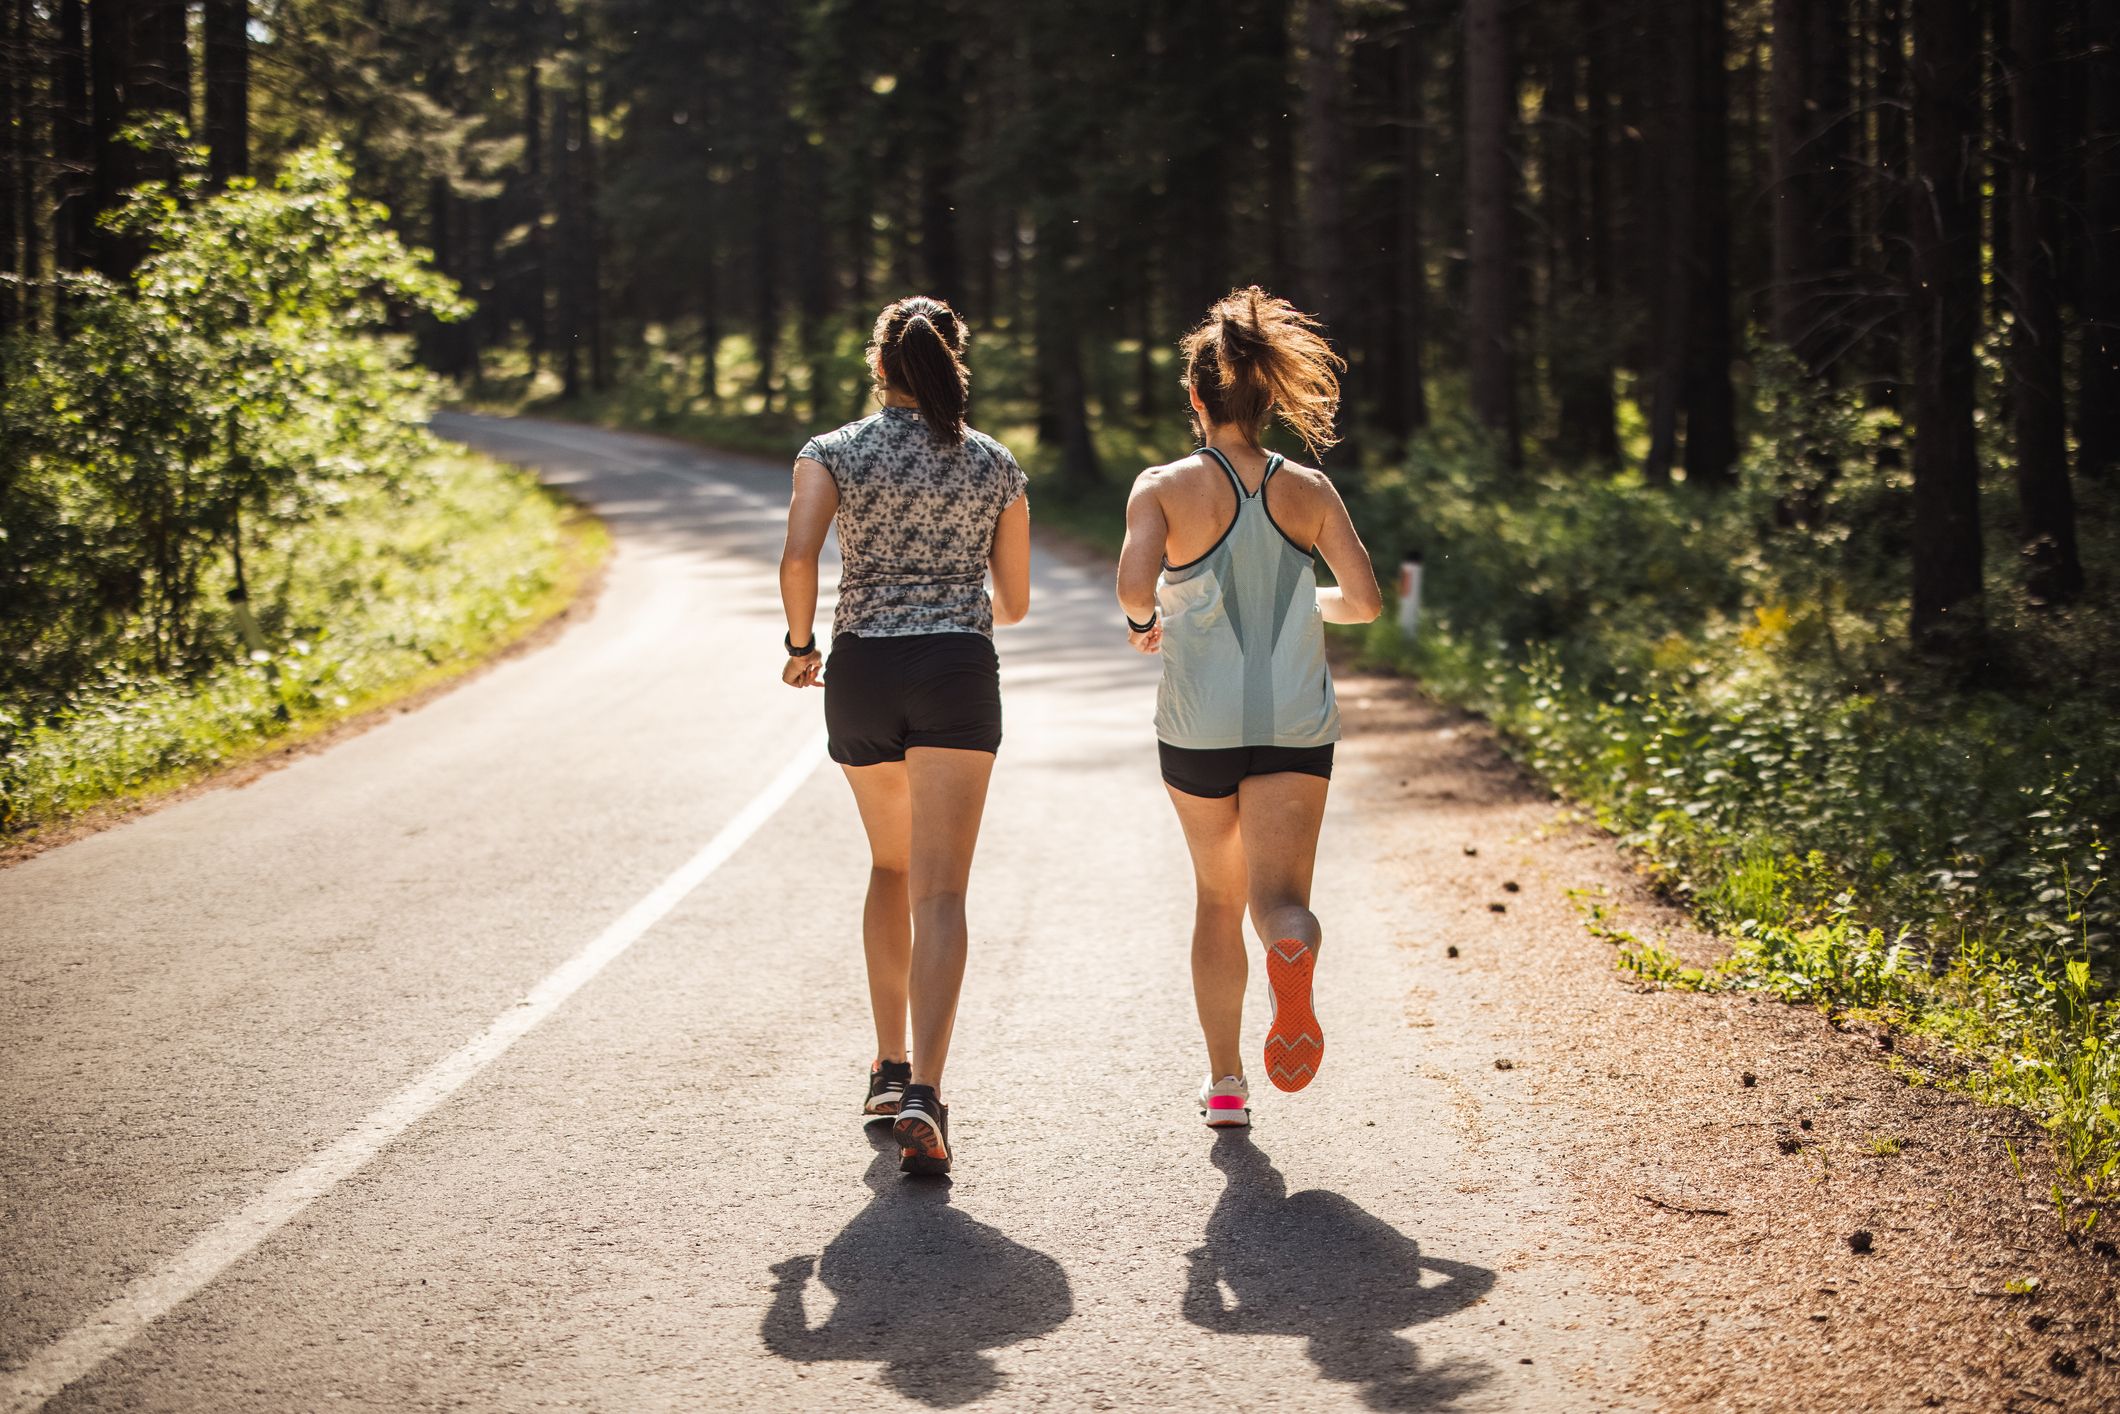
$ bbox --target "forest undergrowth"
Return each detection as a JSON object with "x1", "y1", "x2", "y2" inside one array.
[
  {"x1": 0, "y1": 151, "x2": 605, "y2": 842},
  {"x1": 1349, "y1": 367, "x2": 2119, "y2": 1230}
]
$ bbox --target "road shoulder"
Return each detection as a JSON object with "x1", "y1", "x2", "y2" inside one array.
[{"x1": 1333, "y1": 671, "x2": 2120, "y2": 1410}]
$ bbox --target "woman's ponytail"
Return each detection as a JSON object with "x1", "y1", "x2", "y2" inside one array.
[
  {"x1": 871, "y1": 296, "x2": 970, "y2": 445},
  {"x1": 1181, "y1": 286, "x2": 1344, "y2": 458}
]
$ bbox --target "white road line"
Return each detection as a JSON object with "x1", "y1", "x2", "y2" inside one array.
[{"x1": 3, "y1": 731, "x2": 829, "y2": 1414}]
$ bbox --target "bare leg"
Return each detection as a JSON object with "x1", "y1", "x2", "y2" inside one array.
[
  {"x1": 903, "y1": 746, "x2": 997, "y2": 1096},
  {"x1": 839, "y1": 762, "x2": 913, "y2": 1063},
  {"x1": 1238, "y1": 772, "x2": 1332, "y2": 1089},
  {"x1": 1235, "y1": 772, "x2": 1330, "y2": 951},
  {"x1": 1165, "y1": 785, "x2": 1250, "y2": 1079}
]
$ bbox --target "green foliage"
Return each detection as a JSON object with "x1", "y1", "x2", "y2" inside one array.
[
  {"x1": 1349, "y1": 368, "x2": 2119, "y2": 1218},
  {"x1": 0, "y1": 145, "x2": 594, "y2": 839},
  {"x1": 0, "y1": 451, "x2": 594, "y2": 835},
  {"x1": 1, "y1": 145, "x2": 466, "y2": 712}
]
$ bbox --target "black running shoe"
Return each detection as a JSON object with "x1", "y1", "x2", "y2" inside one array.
[
  {"x1": 863, "y1": 1059, "x2": 912, "y2": 1122},
  {"x1": 893, "y1": 1084, "x2": 950, "y2": 1175}
]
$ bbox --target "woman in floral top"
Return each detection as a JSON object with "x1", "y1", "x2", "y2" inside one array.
[{"x1": 778, "y1": 295, "x2": 1030, "y2": 1177}]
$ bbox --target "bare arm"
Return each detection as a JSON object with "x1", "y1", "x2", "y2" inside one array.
[
  {"x1": 988, "y1": 493, "x2": 1031, "y2": 626},
  {"x1": 1116, "y1": 471, "x2": 1168, "y2": 653},
  {"x1": 778, "y1": 457, "x2": 838, "y2": 687},
  {"x1": 1311, "y1": 477, "x2": 1383, "y2": 625}
]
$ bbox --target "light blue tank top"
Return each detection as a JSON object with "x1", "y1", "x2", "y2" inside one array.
[{"x1": 1153, "y1": 448, "x2": 1341, "y2": 750}]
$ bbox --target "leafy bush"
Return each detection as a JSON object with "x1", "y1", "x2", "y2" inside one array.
[
  {"x1": 1349, "y1": 374, "x2": 2119, "y2": 1218},
  {"x1": 0, "y1": 451, "x2": 593, "y2": 834},
  {"x1": 0, "y1": 145, "x2": 597, "y2": 837},
  {"x1": 0, "y1": 144, "x2": 465, "y2": 718}
]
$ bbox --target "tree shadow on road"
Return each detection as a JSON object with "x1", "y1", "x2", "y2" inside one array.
[
  {"x1": 761, "y1": 1129, "x2": 1073, "y2": 1407},
  {"x1": 1185, "y1": 1132, "x2": 1497, "y2": 1411}
]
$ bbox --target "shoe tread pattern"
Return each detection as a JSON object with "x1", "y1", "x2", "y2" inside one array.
[{"x1": 1263, "y1": 939, "x2": 1323, "y2": 1093}]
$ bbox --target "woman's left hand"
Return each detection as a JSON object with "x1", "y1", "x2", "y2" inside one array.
[{"x1": 782, "y1": 651, "x2": 823, "y2": 688}]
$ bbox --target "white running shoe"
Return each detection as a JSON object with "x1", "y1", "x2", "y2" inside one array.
[{"x1": 1199, "y1": 1074, "x2": 1251, "y2": 1128}]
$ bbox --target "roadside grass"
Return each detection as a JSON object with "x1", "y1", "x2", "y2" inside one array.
[
  {"x1": 0, "y1": 449, "x2": 606, "y2": 844},
  {"x1": 1348, "y1": 417, "x2": 2118, "y2": 1232},
  {"x1": 1393, "y1": 611, "x2": 2119, "y2": 1230}
]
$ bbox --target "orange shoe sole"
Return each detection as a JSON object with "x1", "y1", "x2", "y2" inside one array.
[
  {"x1": 893, "y1": 1110, "x2": 951, "y2": 1175},
  {"x1": 1264, "y1": 939, "x2": 1323, "y2": 1092}
]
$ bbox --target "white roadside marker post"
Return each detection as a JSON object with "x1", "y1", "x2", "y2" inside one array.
[{"x1": 1397, "y1": 552, "x2": 1424, "y2": 640}]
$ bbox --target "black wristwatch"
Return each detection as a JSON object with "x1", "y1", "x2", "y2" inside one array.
[
  {"x1": 785, "y1": 631, "x2": 817, "y2": 657},
  {"x1": 1126, "y1": 611, "x2": 1158, "y2": 634}
]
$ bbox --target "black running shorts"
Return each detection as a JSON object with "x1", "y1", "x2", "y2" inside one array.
[
  {"x1": 824, "y1": 632, "x2": 1003, "y2": 767},
  {"x1": 1157, "y1": 741, "x2": 1336, "y2": 799}
]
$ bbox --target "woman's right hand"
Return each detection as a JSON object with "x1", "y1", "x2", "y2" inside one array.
[
  {"x1": 782, "y1": 651, "x2": 823, "y2": 687},
  {"x1": 1128, "y1": 623, "x2": 1162, "y2": 655}
]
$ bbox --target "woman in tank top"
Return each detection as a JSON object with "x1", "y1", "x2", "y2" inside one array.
[
  {"x1": 1115, "y1": 287, "x2": 1382, "y2": 1129},
  {"x1": 780, "y1": 295, "x2": 1031, "y2": 1176}
]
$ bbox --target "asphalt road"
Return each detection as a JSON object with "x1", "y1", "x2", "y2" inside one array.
[{"x1": 1, "y1": 414, "x2": 1639, "y2": 1412}]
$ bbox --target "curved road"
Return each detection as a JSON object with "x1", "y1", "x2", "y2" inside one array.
[{"x1": 1, "y1": 414, "x2": 1635, "y2": 1411}]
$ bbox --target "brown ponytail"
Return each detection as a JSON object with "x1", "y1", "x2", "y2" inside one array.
[
  {"x1": 870, "y1": 295, "x2": 970, "y2": 445},
  {"x1": 1180, "y1": 286, "x2": 1344, "y2": 458}
]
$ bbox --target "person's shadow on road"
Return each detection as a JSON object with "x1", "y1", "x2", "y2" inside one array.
[
  {"x1": 762, "y1": 1129, "x2": 1072, "y2": 1407},
  {"x1": 1185, "y1": 1132, "x2": 1496, "y2": 1411}
]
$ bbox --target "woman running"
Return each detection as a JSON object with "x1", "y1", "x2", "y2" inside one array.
[
  {"x1": 1115, "y1": 287, "x2": 1382, "y2": 1129},
  {"x1": 779, "y1": 295, "x2": 1030, "y2": 1176}
]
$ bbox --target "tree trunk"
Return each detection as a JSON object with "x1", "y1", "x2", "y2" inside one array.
[
  {"x1": 1812, "y1": 0, "x2": 1853, "y2": 351},
  {"x1": 1867, "y1": 0, "x2": 1909, "y2": 397},
  {"x1": 551, "y1": 79, "x2": 581, "y2": 400},
  {"x1": 51, "y1": 0, "x2": 90, "y2": 287},
  {"x1": 1255, "y1": 0, "x2": 1299, "y2": 294},
  {"x1": 1682, "y1": 0, "x2": 1738, "y2": 485},
  {"x1": 750, "y1": 151, "x2": 780, "y2": 410},
  {"x1": 2007, "y1": 0, "x2": 2080, "y2": 600},
  {"x1": 133, "y1": 0, "x2": 188, "y2": 186},
  {"x1": 1984, "y1": 0, "x2": 2012, "y2": 335},
  {"x1": 1, "y1": 0, "x2": 19, "y2": 336},
  {"x1": 1167, "y1": 0, "x2": 1230, "y2": 320},
  {"x1": 1135, "y1": 260, "x2": 1158, "y2": 421},
  {"x1": 579, "y1": 66, "x2": 607, "y2": 393},
  {"x1": 1552, "y1": 0, "x2": 1618, "y2": 461},
  {"x1": 523, "y1": 60, "x2": 547, "y2": 372},
  {"x1": 692, "y1": 63, "x2": 720, "y2": 402},
  {"x1": 2080, "y1": 0, "x2": 2120, "y2": 478},
  {"x1": 1299, "y1": 0, "x2": 1347, "y2": 333},
  {"x1": 796, "y1": 133, "x2": 831, "y2": 419},
  {"x1": 203, "y1": 0, "x2": 248, "y2": 188},
  {"x1": 1034, "y1": 210, "x2": 1099, "y2": 488},
  {"x1": 1579, "y1": 0, "x2": 1620, "y2": 458},
  {"x1": 1390, "y1": 18, "x2": 1429, "y2": 437},
  {"x1": 1908, "y1": 0, "x2": 1985, "y2": 648},
  {"x1": 1770, "y1": 0, "x2": 1854, "y2": 372},
  {"x1": 747, "y1": 15, "x2": 785, "y2": 411},
  {"x1": 1771, "y1": 0, "x2": 1820, "y2": 364},
  {"x1": 698, "y1": 222, "x2": 721, "y2": 403},
  {"x1": 915, "y1": 25, "x2": 963, "y2": 308},
  {"x1": 1645, "y1": 0, "x2": 1692, "y2": 483},
  {"x1": 14, "y1": 0, "x2": 41, "y2": 320},
  {"x1": 89, "y1": 0, "x2": 139, "y2": 277},
  {"x1": 1463, "y1": 0, "x2": 1517, "y2": 461}
]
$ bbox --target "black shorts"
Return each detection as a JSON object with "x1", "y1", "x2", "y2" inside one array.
[
  {"x1": 1158, "y1": 741, "x2": 1335, "y2": 799},
  {"x1": 825, "y1": 632, "x2": 1002, "y2": 766}
]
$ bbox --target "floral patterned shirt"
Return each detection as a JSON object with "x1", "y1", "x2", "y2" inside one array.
[{"x1": 799, "y1": 406, "x2": 1027, "y2": 639}]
